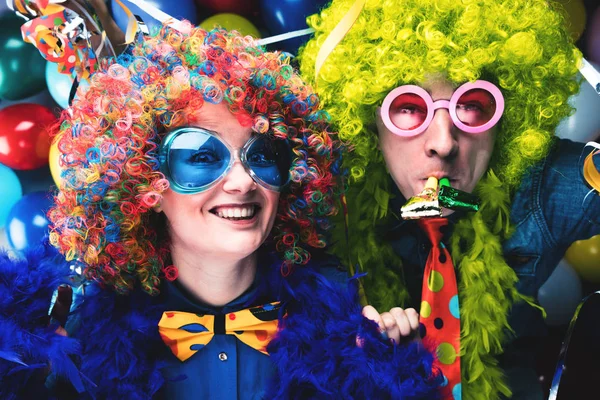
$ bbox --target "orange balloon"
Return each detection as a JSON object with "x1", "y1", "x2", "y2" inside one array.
[
  {"x1": 565, "y1": 234, "x2": 600, "y2": 282},
  {"x1": 555, "y1": 0, "x2": 587, "y2": 41}
]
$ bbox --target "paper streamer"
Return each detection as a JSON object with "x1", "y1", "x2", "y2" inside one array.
[
  {"x1": 579, "y1": 57, "x2": 600, "y2": 96},
  {"x1": 314, "y1": 0, "x2": 365, "y2": 80},
  {"x1": 123, "y1": 0, "x2": 190, "y2": 34},
  {"x1": 15, "y1": 0, "x2": 101, "y2": 80},
  {"x1": 257, "y1": 28, "x2": 314, "y2": 46},
  {"x1": 583, "y1": 141, "x2": 600, "y2": 193}
]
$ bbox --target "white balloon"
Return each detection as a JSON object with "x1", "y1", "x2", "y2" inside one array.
[
  {"x1": 556, "y1": 63, "x2": 600, "y2": 143},
  {"x1": 538, "y1": 259, "x2": 583, "y2": 326}
]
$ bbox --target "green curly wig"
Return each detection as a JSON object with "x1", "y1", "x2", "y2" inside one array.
[{"x1": 299, "y1": 0, "x2": 581, "y2": 398}]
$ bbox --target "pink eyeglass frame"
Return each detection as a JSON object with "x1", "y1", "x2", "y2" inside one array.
[{"x1": 380, "y1": 80, "x2": 505, "y2": 137}]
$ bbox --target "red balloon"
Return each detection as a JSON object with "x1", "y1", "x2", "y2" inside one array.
[
  {"x1": 0, "y1": 103, "x2": 56, "y2": 170},
  {"x1": 196, "y1": 0, "x2": 260, "y2": 17}
]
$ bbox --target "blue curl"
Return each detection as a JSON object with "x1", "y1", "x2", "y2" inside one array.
[
  {"x1": 200, "y1": 61, "x2": 217, "y2": 77},
  {"x1": 86, "y1": 148, "x2": 101, "y2": 164}
]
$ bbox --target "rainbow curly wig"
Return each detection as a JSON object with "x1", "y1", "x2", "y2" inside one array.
[
  {"x1": 48, "y1": 23, "x2": 342, "y2": 296},
  {"x1": 300, "y1": 0, "x2": 580, "y2": 399}
]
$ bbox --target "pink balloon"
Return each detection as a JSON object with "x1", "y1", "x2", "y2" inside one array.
[{"x1": 195, "y1": 0, "x2": 260, "y2": 17}]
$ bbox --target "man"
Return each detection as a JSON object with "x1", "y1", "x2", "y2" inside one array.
[{"x1": 300, "y1": 0, "x2": 600, "y2": 398}]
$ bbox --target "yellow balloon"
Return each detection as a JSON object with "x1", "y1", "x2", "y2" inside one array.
[
  {"x1": 565, "y1": 234, "x2": 600, "y2": 283},
  {"x1": 49, "y1": 136, "x2": 63, "y2": 189},
  {"x1": 200, "y1": 13, "x2": 261, "y2": 39},
  {"x1": 555, "y1": 0, "x2": 587, "y2": 41}
]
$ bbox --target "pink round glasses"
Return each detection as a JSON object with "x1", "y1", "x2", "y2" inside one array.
[{"x1": 380, "y1": 80, "x2": 505, "y2": 137}]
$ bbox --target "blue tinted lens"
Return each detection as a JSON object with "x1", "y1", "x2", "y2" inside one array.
[
  {"x1": 168, "y1": 131, "x2": 231, "y2": 191},
  {"x1": 246, "y1": 136, "x2": 291, "y2": 187}
]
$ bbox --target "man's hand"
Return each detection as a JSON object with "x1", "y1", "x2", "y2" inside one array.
[{"x1": 362, "y1": 305, "x2": 419, "y2": 344}]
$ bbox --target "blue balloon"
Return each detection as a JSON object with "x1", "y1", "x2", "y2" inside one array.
[
  {"x1": 0, "y1": 163, "x2": 22, "y2": 228},
  {"x1": 45, "y1": 61, "x2": 90, "y2": 109},
  {"x1": 45, "y1": 61, "x2": 74, "y2": 109},
  {"x1": 6, "y1": 191, "x2": 54, "y2": 252},
  {"x1": 0, "y1": 0, "x2": 12, "y2": 17},
  {"x1": 260, "y1": 0, "x2": 328, "y2": 54},
  {"x1": 110, "y1": 0, "x2": 198, "y2": 35}
]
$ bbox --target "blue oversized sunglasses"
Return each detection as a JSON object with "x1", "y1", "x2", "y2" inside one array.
[{"x1": 158, "y1": 127, "x2": 292, "y2": 194}]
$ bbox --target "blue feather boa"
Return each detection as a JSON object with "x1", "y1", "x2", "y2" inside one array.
[
  {"x1": 0, "y1": 243, "x2": 82, "y2": 399},
  {"x1": 0, "y1": 245, "x2": 440, "y2": 399}
]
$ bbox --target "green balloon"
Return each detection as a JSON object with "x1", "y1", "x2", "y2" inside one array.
[{"x1": 0, "y1": 16, "x2": 47, "y2": 101}]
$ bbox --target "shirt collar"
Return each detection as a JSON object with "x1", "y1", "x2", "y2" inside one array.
[{"x1": 163, "y1": 249, "x2": 282, "y2": 315}]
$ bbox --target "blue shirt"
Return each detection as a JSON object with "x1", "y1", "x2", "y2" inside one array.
[{"x1": 159, "y1": 252, "x2": 348, "y2": 400}]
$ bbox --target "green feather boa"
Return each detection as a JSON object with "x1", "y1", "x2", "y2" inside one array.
[{"x1": 333, "y1": 167, "x2": 541, "y2": 399}]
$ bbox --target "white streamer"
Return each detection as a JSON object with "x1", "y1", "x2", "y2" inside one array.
[
  {"x1": 579, "y1": 57, "x2": 600, "y2": 96},
  {"x1": 257, "y1": 28, "x2": 315, "y2": 45}
]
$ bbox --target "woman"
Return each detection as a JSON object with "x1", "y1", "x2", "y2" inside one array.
[{"x1": 0, "y1": 23, "x2": 438, "y2": 399}]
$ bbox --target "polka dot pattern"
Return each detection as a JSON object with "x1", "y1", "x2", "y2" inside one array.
[
  {"x1": 420, "y1": 300, "x2": 432, "y2": 318},
  {"x1": 449, "y1": 295, "x2": 460, "y2": 319},
  {"x1": 255, "y1": 330, "x2": 268, "y2": 341},
  {"x1": 419, "y1": 322, "x2": 427, "y2": 338},
  {"x1": 440, "y1": 374, "x2": 448, "y2": 387},
  {"x1": 427, "y1": 270, "x2": 444, "y2": 292},
  {"x1": 437, "y1": 342, "x2": 457, "y2": 365},
  {"x1": 158, "y1": 302, "x2": 282, "y2": 362},
  {"x1": 418, "y1": 218, "x2": 461, "y2": 399},
  {"x1": 452, "y1": 383, "x2": 462, "y2": 400}
]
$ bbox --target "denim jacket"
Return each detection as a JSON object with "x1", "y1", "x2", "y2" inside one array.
[{"x1": 386, "y1": 139, "x2": 600, "y2": 397}]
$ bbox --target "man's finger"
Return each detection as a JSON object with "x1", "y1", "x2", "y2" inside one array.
[
  {"x1": 405, "y1": 308, "x2": 420, "y2": 332},
  {"x1": 362, "y1": 305, "x2": 385, "y2": 331},
  {"x1": 390, "y1": 308, "x2": 412, "y2": 338},
  {"x1": 381, "y1": 312, "x2": 400, "y2": 343}
]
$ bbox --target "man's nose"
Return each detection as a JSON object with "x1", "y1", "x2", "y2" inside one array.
[{"x1": 423, "y1": 109, "x2": 459, "y2": 159}]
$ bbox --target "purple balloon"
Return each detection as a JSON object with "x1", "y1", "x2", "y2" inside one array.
[{"x1": 586, "y1": 7, "x2": 600, "y2": 65}]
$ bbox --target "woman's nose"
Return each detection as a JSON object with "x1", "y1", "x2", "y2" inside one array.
[{"x1": 221, "y1": 160, "x2": 258, "y2": 194}]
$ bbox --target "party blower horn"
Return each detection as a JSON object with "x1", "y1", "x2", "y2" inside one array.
[{"x1": 438, "y1": 178, "x2": 480, "y2": 212}]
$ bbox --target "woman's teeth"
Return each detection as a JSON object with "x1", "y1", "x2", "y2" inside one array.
[{"x1": 214, "y1": 206, "x2": 256, "y2": 220}]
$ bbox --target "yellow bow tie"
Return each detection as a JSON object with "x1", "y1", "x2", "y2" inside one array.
[{"x1": 158, "y1": 302, "x2": 282, "y2": 362}]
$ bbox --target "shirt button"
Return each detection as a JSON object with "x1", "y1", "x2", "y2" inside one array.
[{"x1": 218, "y1": 352, "x2": 228, "y2": 362}]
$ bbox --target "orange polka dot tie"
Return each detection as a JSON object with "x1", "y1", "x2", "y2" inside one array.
[
  {"x1": 158, "y1": 302, "x2": 281, "y2": 361},
  {"x1": 418, "y1": 218, "x2": 461, "y2": 399}
]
